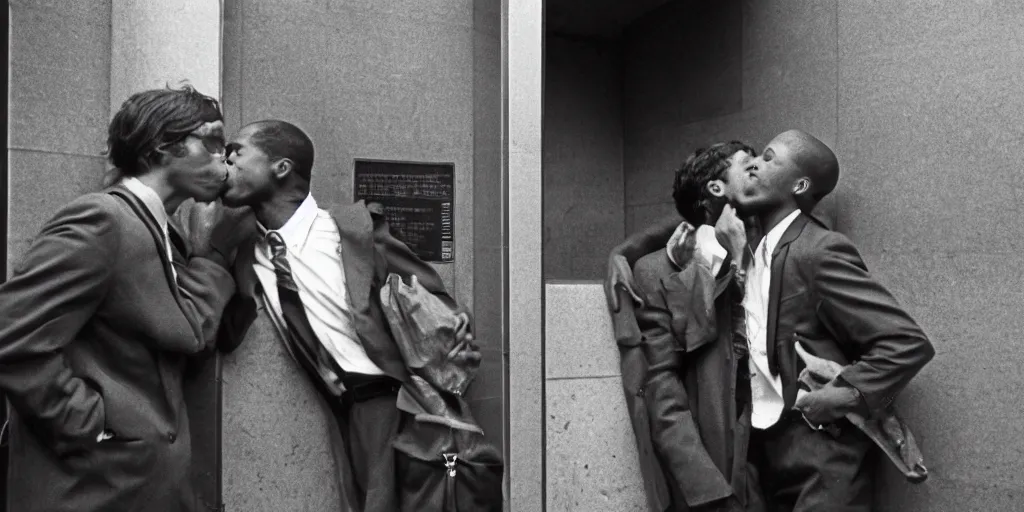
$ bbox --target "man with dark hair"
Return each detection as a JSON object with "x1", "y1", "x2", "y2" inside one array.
[
  {"x1": 218, "y1": 120, "x2": 480, "y2": 512},
  {"x1": 0, "y1": 85, "x2": 246, "y2": 512},
  {"x1": 622, "y1": 141, "x2": 766, "y2": 511},
  {"x1": 612, "y1": 130, "x2": 935, "y2": 511}
]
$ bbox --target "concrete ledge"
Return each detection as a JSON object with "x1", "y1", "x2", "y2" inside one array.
[{"x1": 545, "y1": 282, "x2": 646, "y2": 511}]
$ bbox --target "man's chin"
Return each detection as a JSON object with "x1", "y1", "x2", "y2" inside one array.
[{"x1": 219, "y1": 192, "x2": 247, "y2": 208}]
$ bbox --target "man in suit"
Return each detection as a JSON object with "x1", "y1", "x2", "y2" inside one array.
[
  {"x1": 728, "y1": 129, "x2": 934, "y2": 510},
  {"x1": 0, "y1": 86, "x2": 245, "y2": 512},
  {"x1": 217, "y1": 120, "x2": 479, "y2": 512},
  {"x1": 629, "y1": 142, "x2": 766, "y2": 511},
  {"x1": 609, "y1": 130, "x2": 935, "y2": 511}
]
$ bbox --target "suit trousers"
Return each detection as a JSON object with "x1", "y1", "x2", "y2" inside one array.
[
  {"x1": 748, "y1": 411, "x2": 875, "y2": 512},
  {"x1": 332, "y1": 376, "x2": 403, "y2": 512}
]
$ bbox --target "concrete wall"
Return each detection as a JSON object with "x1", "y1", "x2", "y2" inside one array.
[
  {"x1": 470, "y1": 0, "x2": 505, "y2": 463},
  {"x1": 8, "y1": 0, "x2": 112, "y2": 269},
  {"x1": 620, "y1": 1, "x2": 1024, "y2": 510},
  {"x1": 622, "y1": 0, "x2": 838, "y2": 234},
  {"x1": 543, "y1": 36, "x2": 624, "y2": 280},
  {"x1": 545, "y1": 282, "x2": 646, "y2": 511},
  {"x1": 220, "y1": 0, "x2": 504, "y2": 508}
]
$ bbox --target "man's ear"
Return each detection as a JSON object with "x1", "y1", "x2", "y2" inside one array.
[
  {"x1": 793, "y1": 177, "x2": 811, "y2": 197},
  {"x1": 706, "y1": 179, "x2": 726, "y2": 198},
  {"x1": 272, "y1": 158, "x2": 294, "y2": 180}
]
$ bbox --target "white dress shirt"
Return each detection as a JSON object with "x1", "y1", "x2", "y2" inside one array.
[
  {"x1": 744, "y1": 208, "x2": 802, "y2": 429},
  {"x1": 253, "y1": 194, "x2": 385, "y2": 376},
  {"x1": 121, "y1": 177, "x2": 176, "y2": 282}
]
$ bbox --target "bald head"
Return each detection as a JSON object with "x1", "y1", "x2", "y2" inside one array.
[{"x1": 774, "y1": 129, "x2": 839, "y2": 203}]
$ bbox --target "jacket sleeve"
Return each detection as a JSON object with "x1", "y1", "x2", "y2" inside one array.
[
  {"x1": 213, "y1": 291, "x2": 258, "y2": 354},
  {"x1": 175, "y1": 253, "x2": 238, "y2": 353},
  {"x1": 172, "y1": 211, "x2": 257, "y2": 354},
  {"x1": 613, "y1": 214, "x2": 681, "y2": 266},
  {"x1": 0, "y1": 196, "x2": 117, "y2": 455},
  {"x1": 633, "y1": 254, "x2": 734, "y2": 507},
  {"x1": 811, "y1": 232, "x2": 935, "y2": 414}
]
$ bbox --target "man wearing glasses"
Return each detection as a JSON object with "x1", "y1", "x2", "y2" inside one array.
[{"x1": 0, "y1": 85, "x2": 249, "y2": 512}]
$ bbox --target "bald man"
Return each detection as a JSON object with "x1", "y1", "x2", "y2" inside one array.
[{"x1": 725, "y1": 130, "x2": 933, "y2": 511}]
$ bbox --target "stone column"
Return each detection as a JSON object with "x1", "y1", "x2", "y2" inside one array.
[
  {"x1": 110, "y1": 0, "x2": 222, "y2": 111},
  {"x1": 108, "y1": 1, "x2": 224, "y2": 508},
  {"x1": 505, "y1": 0, "x2": 544, "y2": 510}
]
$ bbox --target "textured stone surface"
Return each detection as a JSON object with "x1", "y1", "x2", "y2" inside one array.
[
  {"x1": 545, "y1": 283, "x2": 620, "y2": 380},
  {"x1": 545, "y1": 283, "x2": 645, "y2": 511},
  {"x1": 837, "y1": 2, "x2": 1024, "y2": 509},
  {"x1": 546, "y1": 377, "x2": 648, "y2": 512},
  {"x1": 109, "y1": 0, "x2": 221, "y2": 107},
  {"x1": 470, "y1": 0, "x2": 503, "y2": 452},
  {"x1": 6, "y1": 151, "x2": 107, "y2": 269},
  {"x1": 8, "y1": 0, "x2": 111, "y2": 272},
  {"x1": 616, "y1": 1, "x2": 1024, "y2": 510},
  {"x1": 225, "y1": 0, "x2": 476, "y2": 301},
  {"x1": 507, "y1": 1, "x2": 545, "y2": 510},
  {"x1": 9, "y1": 0, "x2": 111, "y2": 156},
  {"x1": 544, "y1": 36, "x2": 625, "y2": 280},
  {"x1": 221, "y1": 311, "x2": 342, "y2": 512}
]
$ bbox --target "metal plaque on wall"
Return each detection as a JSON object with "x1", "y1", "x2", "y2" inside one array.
[{"x1": 353, "y1": 160, "x2": 454, "y2": 263}]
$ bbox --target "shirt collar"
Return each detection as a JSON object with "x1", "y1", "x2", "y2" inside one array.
[
  {"x1": 257, "y1": 193, "x2": 319, "y2": 249},
  {"x1": 695, "y1": 224, "x2": 727, "y2": 267},
  {"x1": 761, "y1": 208, "x2": 802, "y2": 259},
  {"x1": 121, "y1": 176, "x2": 168, "y2": 230}
]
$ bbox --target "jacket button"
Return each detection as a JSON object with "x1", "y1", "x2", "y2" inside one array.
[{"x1": 168, "y1": 432, "x2": 177, "y2": 443}]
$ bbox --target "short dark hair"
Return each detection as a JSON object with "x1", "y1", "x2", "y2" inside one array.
[
  {"x1": 104, "y1": 84, "x2": 222, "y2": 185},
  {"x1": 672, "y1": 140, "x2": 754, "y2": 225},
  {"x1": 246, "y1": 120, "x2": 315, "y2": 183}
]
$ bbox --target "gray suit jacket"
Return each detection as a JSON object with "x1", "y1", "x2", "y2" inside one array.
[{"x1": 0, "y1": 186, "x2": 235, "y2": 512}]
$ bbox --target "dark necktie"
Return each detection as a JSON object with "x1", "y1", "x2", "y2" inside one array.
[{"x1": 265, "y1": 231, "x2": 347, "y2": 396}]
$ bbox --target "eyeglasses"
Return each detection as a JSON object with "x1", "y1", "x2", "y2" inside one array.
[
  {"x1": 185, "y1": 133, "x2": 227, "y2": 157},
  {"x1": 160, "y1": 130, "x2": 227, "y2": 158}
]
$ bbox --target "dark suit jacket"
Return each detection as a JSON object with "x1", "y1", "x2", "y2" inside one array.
[
  {"x1": 766, "y1": 213, "x2": 934, "y2": 417},
  {"x1": 218, "y1": 200, "x2": 455, "y2": 512},
  {"x1": 633, "y1": 247, "x2": 760, "y2": 511},
  {"x1": 0, "y1": 186, "x2": 236, "y2": 512},
  {"x1": 607, "y1": 286, "x2": 672, "y2": 512}
]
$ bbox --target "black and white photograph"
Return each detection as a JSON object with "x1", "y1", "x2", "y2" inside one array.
[{"x1": 0, "y1": 1, "x2": 1017, "y2": 511}]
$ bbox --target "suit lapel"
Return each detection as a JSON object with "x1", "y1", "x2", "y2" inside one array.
[
  {"x1": 106, "y1": 186, "x2": 179, "y2": 295},
  {"x1": 328, "y1": 201, "x2": 377, "y2": 318},
  {"x1": 765, "y1": 213, "x2": 811, "y2": 376}
]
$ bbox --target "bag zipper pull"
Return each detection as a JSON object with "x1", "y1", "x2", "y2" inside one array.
[{"x1": 443, "y1": 453, "x2": 459, "y2": 477}]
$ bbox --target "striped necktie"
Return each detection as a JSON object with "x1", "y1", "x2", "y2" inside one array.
[{"x1": 265, "y1": 231, "x2": 347, "y2": 395}]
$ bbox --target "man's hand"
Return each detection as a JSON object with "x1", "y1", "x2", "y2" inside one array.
[
  {"x1": 714, "y1": 204, "x2": 747, "y2": 259},
  {"x1": 666, "y1": 222, "x2": 697, "y2": 269},
  {"x1": 446, "y1": 311, "x2": 482, "y2": 367},
  {"x1": 186, "y1": 200, "x2": 254, "y2": 265},
  {"x1": 794, "y1": 381, "x2": 864, "y2": 425},
  {"x1": 605, "y1": 253, "x2": 644, "y2": 313}
]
